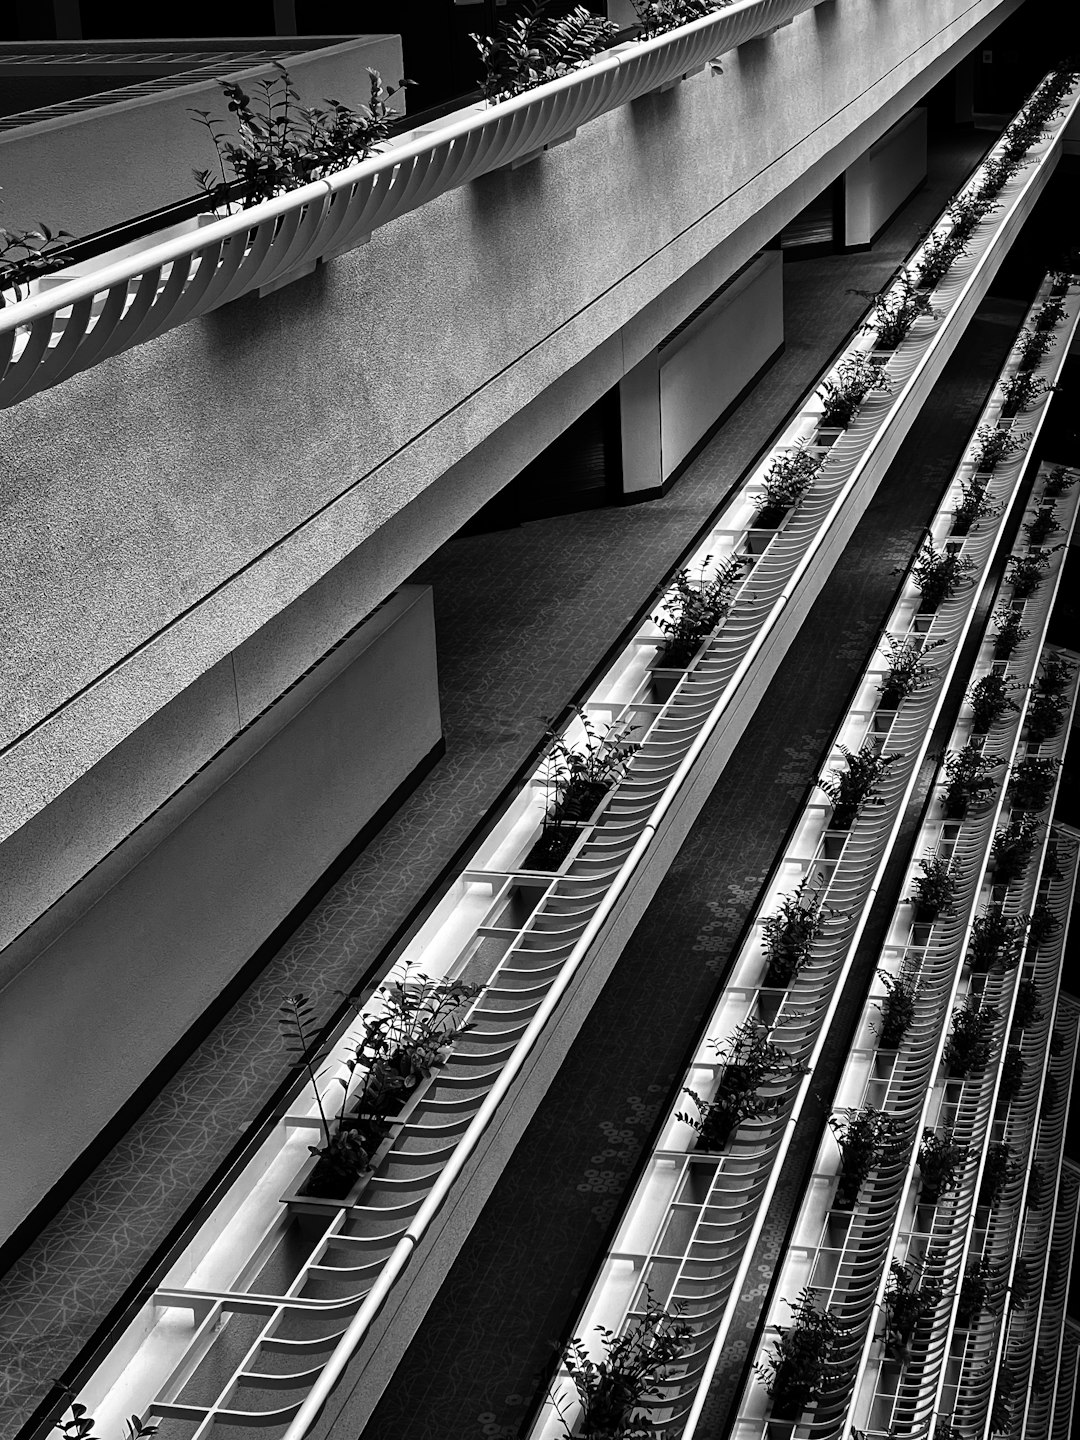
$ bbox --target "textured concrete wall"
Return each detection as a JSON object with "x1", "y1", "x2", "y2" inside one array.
[
  {"x1": 0, "y1": 584, "x2": 440, "y2": 1246},
  {"x1": 0, "y1": 36, "x2": 405, "y2": 238},
  {"x1": 844, "y1": 107, "x2": 929, "y2": 246},
  {"x1": 0, "y1": 0, "x2": 1021, "y2": 864}
]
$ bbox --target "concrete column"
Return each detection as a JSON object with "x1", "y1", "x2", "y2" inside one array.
[
  {"x1": 619, "y1": 349, "x2": 664, "y2": 499},
  {"x1": 843, "y1": 108, "x2": 927, "y2": 249}
]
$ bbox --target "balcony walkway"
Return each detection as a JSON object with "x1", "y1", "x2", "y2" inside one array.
[
  {"x1": 0, "y1": 126, "x2": 1004, "y2": 1438},
  {"x1": 359, "y1": 288, "x2": 1033, "y2": 1439}
]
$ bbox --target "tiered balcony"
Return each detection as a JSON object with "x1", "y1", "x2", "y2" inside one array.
[{"x1": 528, "y1": 264, "x2": 1080, "y2": 1438}]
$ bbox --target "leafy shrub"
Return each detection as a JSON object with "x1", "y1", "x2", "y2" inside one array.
[
  {"x1": 817, "y1": 350, "x2": 892, "y2": 428},
  {"x1": 979, "y1": 1140, "x2": 1019, "y2": 1208},
  {"x1": 1, "y1": 215, "x2": 72, "y2": 306},
  {"x1": 854, "y1": 272, "x2": 938, "y2": 349},
  {"x1": 967, "y1": 672, "x2": 1021, "y2": 734},
  {"x1": 909, "y1": 854, "x2": 960, "y2": 921},
  {"x1": 956, "y1": 1256, "x2": 1002, "y2": 1326},
  {"x1": 992, "y1": 604, "x2": 1030, "y2": 658},
  {"x1": 472, "y1": 4, "x2": 618, "y2": 103},
  {"x1": 884, "y1": 1257, "x2": 942, "y2": 1351},
  {"x1": 1025, "y1": 503, "x2": 1059, "y2": 544},
  {"x1": 917, "y1": 1127, "x2": 968, "y2": 1202},
  {"x1": 968, "y1": 904, "x2": 1025, "y2": 973},
  {"x1": 653, "y1": 556, "x2": 745, "y2": 666},
  {"x1": 829, "y1": 1107, "x2": 903, "y2": 1208},
  {"x1": 944, "y1": 994, "x2": 999, "y2": 1077},
  {"x1": 999, "y1": 1046, "x2": 1025, "y2": 1102},
  {"x1": 1000, "y1": 370, "x2": 1057, "y2": 414},
  {"x1": 939, "y1": 743, "x2": 1003, "y2": 818},
  {"x1": 192, "y1": 64, "x2": 408, "y2": 207},
  {"x1": 1015, "y1": 324, "x2": 1057, "y2": 371},
  {"x1": 1012, "y1": 978, "x2": 1042, "y2": 1030},
  {"x1": 970, "y1": 423, "x2": 1029, "y2": 473},
  {"x1": 677, "y1": 1018, "x2": 805, "y2": 1149},
  {"x1": 874, "y1": 968, "x2": 918, "y2": 1048},
  {"x1": 756, "y1": 445, "x2": 823, "y2": 524},
  {"x1": 560, "y1": 1290, "x2": 692, "y2": 1439},
  {"x1": 821, "y1": 743, "x2": 903, "y2": 829},
  {"x1": 632, "y1": 0, "x2": 721, "y2": 37},
  {"x1": 760, "y1": 875, "x2": 832, "y2": 988},
  {"x1": 915, "y1": 228, "x2": 968, "y2": 289},
  {"x1": 952, "y1": 476, "x2": 1000, "y2": 535},
  {"x1": 990, "y1": 814, "x2": 1043, "y2": 885},
  {"x1": 757, "y1": 1288, "x2": 845, "y2": 1417},
  {"x1": 910, "y1": 538, "x2": 975, "y2": 609},
  {"x1": 1008, "y1": 754, "x2": 1060, "y2": 811},
  {"x1": 1044, "y1": 464, "x2": 1077, "y2": 497},
  {"x1": 877, "y1": 634, "x2": 942, "y2": 708}
]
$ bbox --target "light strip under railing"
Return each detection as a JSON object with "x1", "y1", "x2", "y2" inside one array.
[
  {"x1": 62, "y1": 145, "x2": 1075, "y2": 1440},
  {"x1": 725, "y1": 468, "x2": 1080, "y2": 1440},
  {"x1": 0, "y1": 0, "x2": 829, "y2": 409}
]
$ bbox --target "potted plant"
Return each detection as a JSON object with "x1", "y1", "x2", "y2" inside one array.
[
  {"x1": 956, "y1": 1256, "x2": 1000, "y2": 1326},
  {"x1": 760, "y1": 875, "x2": 832, "y2": 988},
  {"x1": 631, "y1": 1, "x2": 720, "y2": 39},
  {"x1": 951, "y1": 476, "x2": 999, "y2": 536},
  {"x1": 992, "y1": 605, "x2": 1030, "y2": 660},
  {"x1": 943, "y1": 994, "x2": 1000, "y2": 1077},
  {"x1": 1034, "y1": 294, "x2": 1067, "y2": 332},
  {"x1": 853, "y1": 272, "x2": 938, "y2": 351},
  {"x1": 820, "y1": 742, "x2": 903, "y2": 830},
  {"x1": 829, "y1": 1106, "x2": 903, "y2": 1209},
  {"x1": 990, "y1": 1367, "x2": 1016, "y2": 1435},
  {"x1": 967, "y1": 904, "x2": 1025, "y2": 973},
  {"x1": 999, "y1": 371, "x2": 1057, "y2": 417},
  {"x1": 1026, "y1": 899, "x2": 1060, "y2": 947},
  {"x1": 757, "y1": 1288, "x2": 845, "y2": 1420},
  {"x1": 909, "y1": 854, "x2": 960, "y2": 923},
  {"x1": 1048, "y1": 268, "x2": 1071, "y2": 297},
  {"x1": 966, "y1": 672, "x2": 1021, "y2": 734},
  {"x1": 653, "y1": 555, "x2": 745, "y2": 668},
  {"x1": 1026, "y1": 689, "x2": 1067, "y2": 744},
  {"x1": 472, "y1": 6, "x2": 618, "y2": 103},
  {"x1": 969, "y1": 423, "x2": 1029, "y2": 476},
  {"x1": 755, "y1": 445, "x2": 824, "y2": 526},
  {"x1": 1044, "y1": 464, "x2": 1077, "y2": 497},
  {"x1": 1008, "y1": 754, "x2": 1060, "y2": 811},
  {"x1": 816, "y1": 351, "x2": 892, "y2": 432},
  {"x1": 281, "y1": 966, "x2": 481, "y2": 1201},
  {"x1": 998, "y1": 1046, "x2": 1025, "y2": 1102},
  {"x1": 1024, "y1": 504, "x2": 1059, "y2": 545},
  {"x1": 677, "y1": 1018, "x2": 805, "y2": 1150},
  {"x1": 989, "y1": 814, "x2": 1043, "y2": 886},
  {"x1": 914, "y1": 228, "x2": 968, "y2": 290},
  {"x1": 877, "y1": 634, "x2": 942, "y2": 709},
  {"x1": 979, "y1": 1140, "x2": 1019, "y2": 1209},
  {"x1": 527, "y1": 709, "x2": 636, "y2": 869},
  {"x1": 1035, "y1": 652, "x2": 1074, "y2": 696},
  {"x1": 883, "y1": 1257, "x2": 942, "y2": 1359},
  {"x1": 559, "y1": 1289, "x2": 691, "y2": 1439},
  {"x1": 55, "y1": 1400, "x2": 158, "y2": 1440},
  {"x1": 1026, "y1": 1159, "x2": 1045, "y2": 1210},
  {"x1": 917, "y1": 1127, "x2": 968, "y2": 1203},
  {"x1": 874, "y1": 968, "x2": 918, "y2": 1049},
  {"x1": 910, "y1": 538, "x2": 975, "y2": 611},
  {"x1": 938, "y1": 743, "x2": 1003, "y2": 818},
  {"x1": 1012, "y1": 978, "x2": 1043, "y2": 1030},
  {"x1": 1014, "y1": 325, "x2": 1057, "y2": 372},
  {"x1": 1, "y1": 216, "x2": 73, "y2": 306},
  {"x1": 193, "y1": 64, "x2": 410, "y2": 208}
]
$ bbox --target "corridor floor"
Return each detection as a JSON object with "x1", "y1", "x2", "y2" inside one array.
[{"x1": 0, "y1": 128, "x2": 1004, "y2": 1437}]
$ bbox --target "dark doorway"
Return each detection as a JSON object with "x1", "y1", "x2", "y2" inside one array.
[{"x1": 464, "y1": 386, "x2": 623, "y2": 533}]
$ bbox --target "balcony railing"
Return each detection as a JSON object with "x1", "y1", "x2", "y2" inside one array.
[{"x1": 0, "y1": 0, "x2": 829, "y2": 411}]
